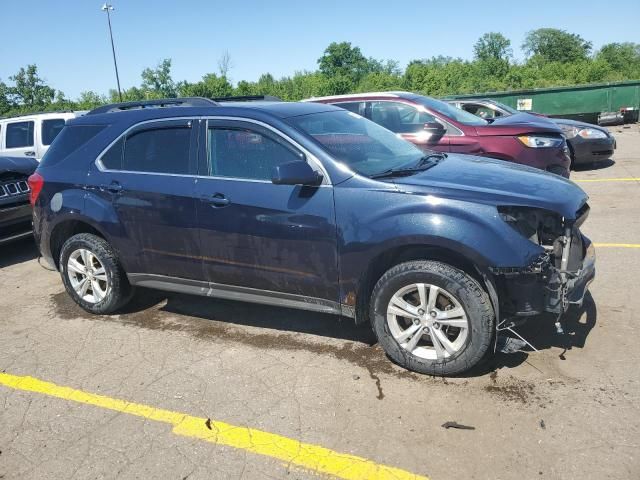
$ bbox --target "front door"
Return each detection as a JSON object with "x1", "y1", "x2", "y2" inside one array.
[
  {"x1": 91, "y1": 118, "x2": 202, "y2": 279},
  {"x1": 195, "y1": 119, "x2": 339, "y2": 304},
  {"x1": 364, "y1": 101, "x2": 449, "y2": 152}
]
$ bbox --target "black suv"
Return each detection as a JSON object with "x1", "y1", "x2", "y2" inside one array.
[
  {"x1": 31, "y1": 97, "x2": 595, "y2": 375},
  {"x1": 1, "y1": 156, "x2": 38, "y2": 244}
]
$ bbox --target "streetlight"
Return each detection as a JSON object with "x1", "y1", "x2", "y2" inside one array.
[{"x1": 101, "y1": 3, "x2": 122, "y2": 102}]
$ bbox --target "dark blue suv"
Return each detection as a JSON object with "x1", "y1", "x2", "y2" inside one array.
[{"x1": 30, "y1": 97, "x2": 595, "y2": 375}]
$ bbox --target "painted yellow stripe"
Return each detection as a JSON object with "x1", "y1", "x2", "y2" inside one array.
[
  {"x1": 0, "y1": 372, "x2": 427, "y2": 480},
  {"x1": 594, "y1": 243, "x2": 640, "y2": 248},
  {"x1": 575, "y1": 177, "x2": 640, "y2": 183}
]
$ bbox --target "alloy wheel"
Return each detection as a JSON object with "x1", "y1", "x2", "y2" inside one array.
[
  {"x1": 66, "y1": 248, "x2": 109, "y2": 304},
  {"x1": 386, "y1": 283, "x2": 469, "y2": 360}
]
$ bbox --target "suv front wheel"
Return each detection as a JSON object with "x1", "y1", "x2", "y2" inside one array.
[
  {"x1": 370, "y1": 260, "x2": 494, "y2": 376},
  {"x1": 59, "y1": 233, "x2": 133, "y2": 314}
]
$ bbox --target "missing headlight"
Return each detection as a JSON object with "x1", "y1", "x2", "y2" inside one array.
[{"x1": 498, "y1": 206, "x2": 564, "y2": 248}]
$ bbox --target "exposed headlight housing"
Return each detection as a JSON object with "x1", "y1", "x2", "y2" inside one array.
[
  {"x1": 517, "y1": 135, "x2": 564, "y2": 148},
  {"x1": 498, "y1": 206, "x2": 563, "y2": 247}
]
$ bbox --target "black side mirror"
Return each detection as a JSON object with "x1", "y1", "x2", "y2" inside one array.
[
  {"x1": 272, "y1": 161, "x2": 323, "y2": 186},
  {"x1": 423, "y1": 122, "x2": 446, "y2": 134}
]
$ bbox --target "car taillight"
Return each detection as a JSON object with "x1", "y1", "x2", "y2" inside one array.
[{"x1": 27, "y1": 172, "x2": 44, "y2": 207}]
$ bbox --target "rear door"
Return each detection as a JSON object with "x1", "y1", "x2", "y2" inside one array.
[
  {"x1": 3, "y1": 120, "x2": 36, "y2": 158},
  {"x1": 195, "y1": 118, "x2": 339, "y2": 303},
  {"x1": 92, "y1": 118, "x2": 202, "y2": 279}
]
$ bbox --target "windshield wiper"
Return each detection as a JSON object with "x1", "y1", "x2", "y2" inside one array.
[{"x1": 370, "y1": 155, "x2": 444, "y2": 179}]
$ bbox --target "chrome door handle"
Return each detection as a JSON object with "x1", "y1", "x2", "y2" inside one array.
[
  {"x1": 24, "y1": 151, "x2": 36, "y2": 157},
  {"x1": 204, "y1": 193, "x2": 230, "y2": 207}
]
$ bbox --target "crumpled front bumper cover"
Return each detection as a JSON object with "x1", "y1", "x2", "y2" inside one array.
[{"x1": 565, "y1": 241, "x2": 596, "y2": 307}]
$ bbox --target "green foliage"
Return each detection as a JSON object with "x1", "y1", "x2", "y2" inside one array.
[
  {"x1": 522, "y1": 28, "x2": 592, "y2": 63},
  {"x1": 141, "y1": 59, "x2": 177, "y2": 98},
  {"x1": 1, "y1": 32, "x2": 639, "y2": 118}
]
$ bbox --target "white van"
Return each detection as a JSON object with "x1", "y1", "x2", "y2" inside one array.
[{"x1": 0, "y1": 111, "x2": 79, "y2": 161}]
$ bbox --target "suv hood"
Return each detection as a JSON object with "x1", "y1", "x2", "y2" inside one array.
[
  {"x1": 475, "y1": 113, "x2": 563, "y2": 136},
  {"x1": 392, "y1": 154, "x2": 587, "y2": 219},
  {"x1": 0, "y1": 156, "x2": 39, "y2": 175}
]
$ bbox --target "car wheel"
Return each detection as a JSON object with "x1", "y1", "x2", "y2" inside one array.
[
  {"x1": 370, "y1": 261, "x2": 494, "y2": 376},
  {"x1": 59, "y1": 233, "x2": 133, "y2": 314}
]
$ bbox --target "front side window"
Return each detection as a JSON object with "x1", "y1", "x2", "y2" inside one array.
[
  {"x1": 6, "y1": 121, "x2": 35, "y2": 148},
  {"x1": 415, "y1": 97, "x2": 488, "y2": 126},
  {"x1": 289, "y1": 110, "x2": 424, "y2": 177},
  {"x1": 369, "y1": 101, "x2": 437, "y2": 134},
  {"x1": 207, "y1": 127, "x2": 302, "y2": 181},
  {"x1": 462, "y1": 104, "x2": 500, "y2": 119},
  {"x1": 100, "y1": 126, "x2": 192, "y2": 174},
  {"x1": 42, "y1": 118, "x2": 67, "y2": 146}
]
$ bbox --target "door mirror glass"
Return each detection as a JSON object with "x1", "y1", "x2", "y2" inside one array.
[{"x1": 271, "y1": 161, "x2": 323, "y2": 186}]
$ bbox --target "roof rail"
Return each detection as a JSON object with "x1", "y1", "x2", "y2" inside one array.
[
  {"x1": 212, "y1": 95, "x2": 282, "y2": 102},
  {"x1": 87, "y1": 97, "x2": 218, "y2": 115}
]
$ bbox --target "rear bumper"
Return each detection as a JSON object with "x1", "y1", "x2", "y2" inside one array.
[{"x1": 570, "y1": 136, "x2": 616, "y2": 165}]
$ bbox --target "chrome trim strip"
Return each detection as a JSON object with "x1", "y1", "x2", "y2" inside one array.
[
  {"x1": 94, "y1": 116, "x2": 332, "y2": 185},
  {"x1": 127, "y1": 273, "x2": 351, "y2": 317}
]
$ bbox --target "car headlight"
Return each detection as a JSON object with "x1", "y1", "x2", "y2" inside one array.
[
  {"x1": 558, "y1": 124, "x2": 580, "y2": 138},
  {"x1": 576, "y1": 128, "x2": 608, "y2": 139},
  {"x1": 517, "y1": 135, "x2": 564, "y2": 148}
]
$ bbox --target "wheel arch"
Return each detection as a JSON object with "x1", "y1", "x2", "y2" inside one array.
[
  {"x1": 353, "y1": 243, "x2": 496, "y2": 325},
  {"x1": 49, "y1": 217, "x2": 110, "y2": 269}
]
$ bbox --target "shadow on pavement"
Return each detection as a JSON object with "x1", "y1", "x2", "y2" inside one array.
[
  {"x1": 573, "y1": 158, "x2": 615, "y2": 171},
  {"x1": 467, "y1": 292, "x2": 597, "y2": 377},
  {"x1": 121, "y1": 287, "x2": 378, "y2": 345},
  {"x1": 0, "y1": 239, "x2": 38, "y2": 269}
]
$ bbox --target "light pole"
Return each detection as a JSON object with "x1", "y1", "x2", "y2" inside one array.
[{"x1": 101, "y1": 3, "x2": 122, "y2": 102}]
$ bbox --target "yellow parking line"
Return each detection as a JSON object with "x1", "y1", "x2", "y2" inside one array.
[
  {"x1": 594, "y1": 243, "x2": 640, "y2": 248},
  {"x1": 0, "y1": 372, "x2": 427, "y2": 480},
  {"x1": 575, "y1": 178, "x2": 640, "y2": 183}
]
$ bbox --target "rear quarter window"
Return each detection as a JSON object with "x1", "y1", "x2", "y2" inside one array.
[{"x1": 39, "y1": 125, "x2": 106, "y2": 167}]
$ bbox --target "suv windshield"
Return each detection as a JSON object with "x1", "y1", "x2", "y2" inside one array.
[
  {"x1": 289, "y1": 110, "x2": 425, "y2": 176},
  {"x1": 417, "y1": 97, "x2": 488, "y2": 126}
]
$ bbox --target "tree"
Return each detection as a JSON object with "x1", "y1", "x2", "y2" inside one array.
[
  {"x1": 9, "y1": 65, "x2": 55, "y2": 108},
  {"x1": 0, "y1": 79, "x2": 12, "y2": 114},
  {"x1": 318, "y1": 42, "x2": 372, "y2": 86},
  {"x1": 596, "y1": 42, "x2": 640, "y2": 72},
  {"x1": 217, "y1": 51, "x2": 233, "y2": 78},
  {"x1": 141, "y1": 59, "x2": 177, "y2": 98},
  {"x1": 179, "y1": 73, "x2": 233, "y2": 98},
  {"x1": 474, "y1": 32, "x2": 512, "y2": 62},
  {"x1": 76, "y1": 91, "x2": 107, "y2": 110},
  {"x1": 522, "y1": 28, "x2": 592, "y2": 63}
]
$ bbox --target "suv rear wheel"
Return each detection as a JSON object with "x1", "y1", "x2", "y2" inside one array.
[
  {"x1": 370, "y1": 260, "x2": 494, "y2": 376},
  {"x1": 59, "y1": 233, "x2": 133, "y2": 314}
]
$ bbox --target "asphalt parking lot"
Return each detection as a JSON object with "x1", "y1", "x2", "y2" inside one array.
[{"x1": 1, "y1": 125, "x2": 639, "y2": 480}]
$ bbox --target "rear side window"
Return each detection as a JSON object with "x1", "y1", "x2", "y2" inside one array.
[
  {"x1": 42, "y1": 118, "x2": 67, "y2": 145},
  {"x1": 6, "y1": 121, "x2": 35, "y2": 148},
  {"x1": 101, "y1": 127, "x2": 192, "y2": 175},
  {"x1": 40, "y1": 125, "x2": 106, "y2": 167},
  {"x1": 368, "y1": 102, "x2": 436, "y2": 134}
]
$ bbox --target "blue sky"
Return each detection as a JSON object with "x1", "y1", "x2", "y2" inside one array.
[{"x1": 1, "y1": 0, "x2": 639, "y2": 98}]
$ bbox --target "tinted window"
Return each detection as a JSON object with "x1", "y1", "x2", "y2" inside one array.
[
  {"x1": 462, "y1": 104, "x2": 499, "y2": 119},
  {"x1": 335, "y1": 102, "x2": 363, "y2": 115},
  {"x1": 122, "y1": 127, "x2": 191, "y2": 174},
  {"x1": 369, "y1": 101, "x2": 437, "y2": 134},
  {"x1": 208, "y1": 127, "x2": 301, "y2": 181},
  {"x1": 6, "y1": 121, "x2": 35, "y2": 148},
  {"x1": 101, "y1": 137, "x2": 123, "y2": 170},
  {"x1": 42, "y1": 118, "x2": 67, "y2": 145},
  {"x1": 40, "y1": 125, "x2": 106, "y2": 167}
]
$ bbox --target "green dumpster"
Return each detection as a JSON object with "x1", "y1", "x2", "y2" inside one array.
[{"x1": 447, "y1": 80, "x2": 640, "y2": 125}]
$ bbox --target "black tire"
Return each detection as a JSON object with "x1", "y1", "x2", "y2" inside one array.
[
  {"x1": 370, "y1": 260, "x2": 494, "y2": 376},
  {"x1": 59, "y1": 233, "x2": 133, "y2": 314}
]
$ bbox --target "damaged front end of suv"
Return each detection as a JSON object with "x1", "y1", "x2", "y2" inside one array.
[{"x1": 491, "y1": 203, "x2": 595, "y2": 330}]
